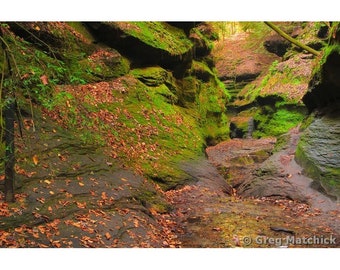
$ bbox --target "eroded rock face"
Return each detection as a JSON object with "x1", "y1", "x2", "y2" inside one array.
[
  {"x1": 296, "y1": 106, "x2": 340, "y2": 200},
  {"x1": 238, "y1": 127, "x2": 325, "y2": 206},
  {"x1": 303, "y1": 49, "x2": 340, "y2": 111}
]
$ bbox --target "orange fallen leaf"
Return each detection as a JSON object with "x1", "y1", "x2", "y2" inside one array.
[
  {"x1": 32, "y1": 155, "x2": 39, "y2": 165},
  {"x1": 105, "y1": 232, "x2": 111, "y2": 240},
  {"x1": 101, "y1": 192, "x2": 108, "y2": 200},
  {"x1": 78, "y1": 182, "x2": 85, "y2": 187},
  {"x1": 76, "y1": 202, "x2": 87, "y2": 209},
  {"x1": 40, "y1": 74, "x2": 49, "y2": 85},
  {"x1": 51, "y1": 240, "x2": 61, "y2": 248},
  {"x1": 15, "y1": 227, "x2": 24, "y2": 233},
  {"x1": 36, "y1": 197, "x2": 45, "y2": 204}
]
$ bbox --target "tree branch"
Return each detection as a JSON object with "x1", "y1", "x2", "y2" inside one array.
[{"x1": 264, "y1": 22, "x2": 320, "y2": 56}]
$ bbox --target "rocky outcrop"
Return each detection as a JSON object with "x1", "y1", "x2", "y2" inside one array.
[
  {"x1": 303, "y1": 46, "x2": 340, "y2": 111},
  {"x1": 296, "y1": 105, "x2": 340, "y2": 200},
  {"x1": 85, "y1": 22, "x2": 193, "y2": 75},
  {"x1": 8, "y1": 22, "x2": 95, "y2": 59},
  {"x1": 206, "y1": 137, "x2": 276, "y2": 188},
  {"x1": 296, "y1": 24, "x2": 340, "y2": 201},
  {"x1": 237, "y1": 126, "x2": 339, "y2": 211}
]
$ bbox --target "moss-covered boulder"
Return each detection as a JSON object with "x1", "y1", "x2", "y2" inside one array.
[
  {"x1": 82, "y1": 48, "x2": 130, "y2": 80},
  {"x1": 189, "y1": 23, "x2": 216, "y2": 57},
  {"x1": 131, "y1": 66, "x2": 179, "y2": 104},
  {"x1": 85, "y1": 22, "x2": 193, "y2": 74}
]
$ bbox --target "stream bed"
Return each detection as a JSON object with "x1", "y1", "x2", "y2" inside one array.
[{"x1": 166, "y1": 128, "x2": 340, "y2": 248}]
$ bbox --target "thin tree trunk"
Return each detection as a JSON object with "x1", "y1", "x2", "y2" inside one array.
[
  {"x1": 4, "y1": 100, "x2": 15, "y2": 202},
  {"x1": 264, "y1": 22, "x2": 320, "y2": 56},
  {"x1": 1, "y1": 28, "x2": 15, "y2": 202}
]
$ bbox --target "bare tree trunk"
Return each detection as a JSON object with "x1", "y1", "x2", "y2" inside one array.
[
  {"x1": 1, "y1": 27, "x2": 15, "y2": 202},
  {"x1": 4, "y1": 100, "x2": 15, "y2": 202},
  {"x1": 264, "y1": 22, "x2": 320, "y2": 56}
]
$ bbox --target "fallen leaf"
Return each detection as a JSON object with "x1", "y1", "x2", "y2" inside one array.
[
  {"x1": 36, "y1": 197, "x2": 45, "y2": 204},
  {"x1": 76, "y1": 202, "x2": 87, "y2": 209},
  {"x1": 32, "y1": 155, "x2": 39, "y2": 165},
  {"x1": 44, "y1": 180, "x2": 52, "y2": 185},
  {"x1": 14, "y1": 227, "x2": 24, "y2": 233},
  {"x1": 40, "y1": 74, "x2": 49, "y2": 85},
  {"x1": 101, "y1": 192, "x2": 108, "y2": 200},
  {"x1": 79, "y1": 182, "x2": 85, "y2": 187},
  {"x1": 49, "y1": 191, "x2": 55, "y2": 195},
  {"x1": 105, "y1": 232, "x2": 111, "y2": 240},
  {"x1": 51, "y1": 240, "x2": 61, "y2": 248}
]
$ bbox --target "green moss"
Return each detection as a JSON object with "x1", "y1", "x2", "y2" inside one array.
[
  {"x1": 132, "y1": 188, "x2": 171, "y2": 213},
  {"x1": 114, "y1": 22, "x2": 193, "y2": 55},
  {"x1": 66, "y1": 22, "x2": 96, "y2": 43},
  {"x1": 48, "y1": 75, "x2": 206, "y2": 190},
  {"x1": 253, "y1": 106, "x2": 306, "y2": 138},
  {"x1": 190, "y1": 26, "x2": 214, "y2": 50}
]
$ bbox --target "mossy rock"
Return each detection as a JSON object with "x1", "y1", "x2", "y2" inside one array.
[
  {"x1": 295, "y1": 112, "x2": 340, "y2": 200},
  {"x1": 85, "y1": 22, "x2": 193, "y2": 69},
  {"x1": 178, "y1": 76, "x2": 200, "y2": 104},
  {"x1": 112, "y1": 22, "x2": 193, "y2": 55},
  {"x1": 189, "y1": 23, "x2": 215, "y2": 56},
  {"x1": 8, "y1": 22, "x2": 95, "y2": 60},
  {"x1": 190, "y1": 60, "x2": 215, "y2": 82},
  {"x1": 253, "y1": 103, "x2": 307, "y2": 138},
  {"x1": 149, "y1": 85, "x2": 178, "y2": 104},
  {"x1": 131, "y1": 66, "x2": 178, "y2": 92},
  {"x1": 79, "y1": 48, "x2": 130, "y2": 80}
]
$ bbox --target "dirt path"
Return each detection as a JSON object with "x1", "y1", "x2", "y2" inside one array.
[{"x1": 166, "y1": 128, "x2": 340, "y2": 247}]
